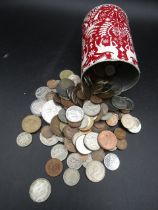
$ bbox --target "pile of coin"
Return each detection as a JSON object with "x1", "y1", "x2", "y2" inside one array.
[{"x1": 16, "y1": 68, "x2": 141, "y2": 203}]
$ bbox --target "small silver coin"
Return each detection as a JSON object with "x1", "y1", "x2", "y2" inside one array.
[
  {"x1": 86, "y1": 160, "x2": 106, "y2": 182},
  {"x1": 41, "y1": 100, "x2": 62, "y2": 124},
  {"x1": 35, "y1": 86, "x2": 51, "y2": 99},
  {"x1": 83, "y1": 100, "x2": 101, "y2": 117},
  {"x1": 30, "y1": 99, "x2": 46, "y2": 116},
  {"x1": 72, "y1": 131, "x2": 86, "y2": 145},
  {"x1": 51, "y1": 144, "x2": 68, "y2": 161},
  {"x1": 128, "y1": 117, "x2": 141, "y2": 133},
  {"x1": 58, "y1": 108, "x2": 68, "y2": 123},
  {"x1": 75, "y1": 134, "x2": 91, "y2": 155},
  {"x1": 63, "y1": 168, "x2": 80, "y2": 186},
  {"x1": 29, "y1": 178, "x2": 51, "y2": 203},
  {"x1": 16, "y1": 132, "x2": 32, "y2": 147},
  {"x1": 66, "y1": 153, "x2": 83, "y2": 169},
  {"x1": 66, "y1": 106, "x2": 84, "y2": 123},
  {"x1": 84, "y1": 132, "x2": 100, "y2": 151},
  {"x1": 39, "y1": 133, "x2": 59, "y2": 146},
  {"x1": 104, "y1": 153, "x2": 120, "y2": 171}
]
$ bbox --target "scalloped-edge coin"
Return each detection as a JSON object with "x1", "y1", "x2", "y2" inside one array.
[
  {"x1": 16, "y1": 132, "x2": 32, "y2": 147},
  {"x1": 29, "y1": 178, "x2": 51, "y2": 203},
  {"x1": 63, "y1": 168, "x2": 80, "y2": 186},
  {"x1": 104, "y1": 153, "x2": 120, "y2": 171}
]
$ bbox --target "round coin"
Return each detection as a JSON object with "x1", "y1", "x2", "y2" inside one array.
[
  {"x1": 75, "y1": 134, "x2": 91, "y2": 155},
  {"x1": 22, "y1": 115, "x2": 41, "y2": 133},
  {"x1": 117, "y1": 139, "x2": 128, "y2": 150},
  {"x1": 47, "y1": 80, "x2": 58, "y2": 89},
  {"x1": 114, "y1": 128, "x2": 126, "y2": 140},
  {"x1": 58, "y1": 108, "x2": 68, "y2": 123},
  {"x1": 84, "y1": 132, "x2": 100, "y2": 151},
  {"x1": 51, "y1": 144, "x2": 68, "y2": 161},
  {"x1": 128, "y1": 117, "x2": 141, "y2": 133},
  {"x1": 41, "y1": 126, "x2": 53, "y2": 139},
  {"x1": 16, "y1": 132, "x2": 32, "y2": 147},
  {"x1": 64, "y1": 138, "x2": 77, "y2": 153},
  {"x1": 68, "y1": 74, "x2": 81, "y2": 86},
  {"x1": 121, "y1": 114, "x2": 135, "y2": 129},
  {"x1": 35, "y1": 86, "x2": 51, "y2": 99},
  {"x1": 98, "y1": 131, "x2": 117, "y2": 150},
  {"x1": 106, "y1": 113, "x2": 119, "y2": 126},
  {"x1": 66, "y1": 106, "x2": 84, "y2": 123},
  {"x1": 29, "y1": 178, "x2": 51, "y2": 203},
  {"x1": 59, "y1": 70, "x2": 74, "y2": 79},
  {"x1": 63, "y1": 168, "x2": 80, "y2": 186},
  {"x1": 45, "y1": 158, "x2": 63, "y2": 177},
  {"x1": 83, "y1": 100, "x2": 101, "y2": 116},
  {"x1": 104, "y1": 153, "x2": 120, "y2": 171},
  {"x1": 30, "y1": 99, "x2": 46, "y2": 116},
  {"x1": 40, "y1": 133, "x2": 59, "y2": 146},
  {"x1": 91, "y1": 148, "x2": 106, "y2": 162},
  {"x1": 67, "y1": 153, "x2": 83, "y2": 169}
]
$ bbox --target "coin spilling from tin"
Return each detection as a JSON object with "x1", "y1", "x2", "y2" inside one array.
[
  {"x1": 63, "y1": 168, "x2": 80, "y2": 186},
  {"x1": 104, "y1": 153, "x2": 120, "y2": 171},
  {"x1": 45, "y1": 158, "x2": 63, "y2": 177},
  {"x1": 16, "y1": 132, "x2": 32, "y2": 147},
  {"x1": 22, "y1": 115, "x2": 41, "y2": 133},
  {"x1": 66, "y1": 106, "x2": 84, "y2": 122}
]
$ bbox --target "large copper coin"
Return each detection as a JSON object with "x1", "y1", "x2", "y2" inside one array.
[
  {"x1": 114, "y1": 128, "x2": 126, "y2": 140},
  {"x1": 50, "y1": 116, "x2": 62, "y2": 136},
  {"x1": 98, "y1": 131, "x2": 117, "y2": 150},
  {"x1": 45, "y1": 158, "x2": 63, "y2": 177},
  {"x1": 22, "y1": 115, "x2": 41, "y2": 133}
]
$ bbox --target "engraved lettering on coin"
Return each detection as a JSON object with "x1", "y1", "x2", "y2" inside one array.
[
  {"x1": 84, "y1": 132, "x2": 100, "y2": 151},
  {"x1": 16, "y1": 132, "x2": 32, "y2": 147},
  {"x1": 67, "y1": 153, "x2": 83, "y2": 169},
  {"x1": 83, "y1": 100, "x2": 101, "y2": 116},
  {"x1": 66, "y1": 106, "x2": 84, "y2": 122},
  {"x1": 51, "y1": 144, "x2": 68, "y2": 161},
  {"x1": 104, "y1": 153, "x2": 120, "y2": 171},
  {"x1": 63, "y1": 168, "x2": 80, "y2": 186}
]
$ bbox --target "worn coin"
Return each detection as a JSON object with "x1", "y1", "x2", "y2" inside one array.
[
  {"x1": 30, "y1": 99, "x2": 46, "y2": 116},
  {"x1": 68, "y1": 74, "x2": 81, "y2": 86},
  {"x1": 41, "y1": 126, "x2": 53, "y2": 139},
  {"x1": 67, "y1": 153, "x2": 82, "y2": 169},
  {"x1": 114, "y1": 128, "x2": 126, "y2": 140},
  {"x1": 45, "y1": 91, "x2": 55, "y2": 101},
  {"x1": 90, "y1": 95, "x2": 103, "y2": 104},
  {"x1": 68, "y1": 121, "x2": 81, "y2": 128},
  {"x1": 16, "y1": 132, "x2": 32, "y2": 147},
  {"x1": 121, "y1": 114, "x2": 135, "y2": 129},
  {"x1": 29, "y1": 178, "x2": 51, "y2": 203},
  {"x1": 63, "y1": 125, "x2": 78, "y2": 140},
  {"x1": 101, "y1": 112, "x2": 113, "y2": 120},
  {"x1": 94, "y1": 121, "x2": 108, "y2": 131},
  {"x1": 51, "y1": 144, "x2": 68, "y2": 161},
  {"x1": 40, "y1": 133, "x2": 59, "y2": 146},
  {"x1": 117, "y1": 139, "x2": 128, "y2": 150},
  {"x1": 22, "y1": 115, "x2": 41, "y2": 133},
  {"x1": 106, "y1": 113, "x2": 119, "y2": 126},
  {"x1": 82, "y1": 154, "x2": 92, "y2": 168},
  {"x1": 75, "y1": 134, "x2": 91, "y2": 155},
  {"x1": 64, "y1": 138, "x2": 77, "y2": 153},
  {"x1": 83, "y1": 100, "x2": 101, "y2": 116},
  {"x1": 112, "y1": 96, "x2": 133, "y2": 110},
  {"x1": 45, "y1": 158, "x2": 63, "y2": 177},
  {"x1": 84, "y1": 132, "x2": 100, "y2": 151},
  {"x1": 35, "y1": 86, "x2": 51, "y2": 99},
  {"x1": 128, "y1": 117, "x2": 141, "y2": 133},
  {"x1": 98, "y1": 131, "x2": 117, "y2": 150},
  {"x1": 63, "y1": 168, "x2": 80, "y2": 186},
  {"x1": 58, "y1": 108, "x2": 68, "y2": 123},
  {"x1": 47, "y1": 79, "x2": 59, "y2": 89},
  {"x1": 42, "y1": 100, "x2": 62, "y2": 124},
  {"x1": 50, "y1": 116, "x2": 62, "y2": 137},
  {"x1": 86, "y1": 160, "x2": 105, "y2": 182},
  {"x1": 59, "y1": 70, "x2": 74, "y2": 79},
  {"x1": 66, "y1": 106, "x2": 84, "y2": 123},
  {"x1": 91, "y1": 148, "x2": 106, "y2": 162},
  {"x1": 104, "y1": 153, "x2": 120, "y2": 171}
]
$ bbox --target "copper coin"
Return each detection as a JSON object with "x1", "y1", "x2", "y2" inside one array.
[
  {"x1": 41, "y1": 126, "x2": 53, "y2": 139},
  {"x1": 76, "y1": 89, "x2": 86, "y2": 100},
  {"x1": 22, "y1": 115, "x2": 41, "y2": 133},
  {"x1": 64, "y1": 138, "x2": 77, "y2": 153},
  {"x1": 50, "y1": 116, "x2": 62, "y2": 136},
  {"x1": 61, "y1": 98, "x2": 74, "y2": 108},
  {"x1": 47, "y1": 80, "x2": 58, "y2": 89},
  {"x1": 94, "y1": 121, "x2": 108, "y2": 130},
  {"x1": 63, "y1": 125, "x2": 79, "y2": 140},
  {"x1": 91, "y1": 148, "x2": 107, "y2": 162},
  {"x1": 114, "y1": 128, "x2": 126, "y2": 140},
  {"x1": 45, "y1": 158, "x2": 63, "y2": 177},
  {"x1": 53, "y1": 93, "x2": 61, "y2": 104},
  {"x1": 117, "y1": 139, "x2": 128, "y2": 150},
  {"x1": 90, "y1": 95, "x2": 103, "y2": 104},
  {"x1": 106, "y1": 113, "x2": 119, "y2": 126},
  {"x1": 68, "y1": 121, "x2": 81, "y2": 128},
  {"x1": 98, "y1": 131, "x2": 117, "y2": 150},
  {"x1": 91, "y1": 126, "x2": 101, "y2": 133},
  {"x1": 45, "y1": 91, "x2": 55, "y2": 101}
]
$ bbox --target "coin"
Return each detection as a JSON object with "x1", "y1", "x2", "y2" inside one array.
[
  {"x1": 90, "y1": 95, "x2": 103, "y2": 104},
  {"x1": 84, "y1": 132, "x2": 100, "y2": 151},
  {"x1": 50, "y1": 116, "x2": 62, "y2": 136},
  {"x1": 111, "y1": 96, "x2": 132, "y2": 110},
  {"x1": 117, "y1": 139, "x2": 128, "y2": 150},
  {"x1": 128, "y1": 117, "x2": 141, "y2": 133},
  {"x1": 82, "y1": 154, "x2": 92, "y2": 168},
  {"x1": 72, "y1": 131, "x2": 88, "y2": 145},
  {"x1": 60, "y1": 98, "x2": 74, "y2": 108},
  {"x1": 63, "y1": 168, "x2": 80, "y2": 186},
  {"x1": 22, "y1": 115, "x2": 41, "y2": 133},
  {"x1": 56, "y1": 78, "x2": 75, "y2": 97},
  {"x1": 98, "y1": 131, "x2": 117, "y2": 150},
  {"x1": 29, "y1": 178, "x2": 51, "y2": 203},
  {"x1": 114, "y1": 128, "x2": 127, "y2": 140},
  {"x1": 63, "y1": 125, "x2": 79, "y2": 140},
  {"x1": 106, "y1": 113, "x2": 119, "y2": 126},
  {"x1": 121, "y1": 114, "x2": 135, "y2": 129},
  {"x1": 68, "y1": 74, "x2": 81, "y2": 86},
  {"x1": 68, "y1": 121, "x2": 81, "y2": 128},
  {"x1": 66, "y1": 106, "x2": 84, "y2": 123},
  {"x1": 16, "y1": 132, "x2": 32, "y2": 147},
  {"x1": 79, "y1": 115, "x2": 94, "y2": 131},
  {"x1": 64, "y1": 138, "x2": 77, "y2": 153},
  {"x1": 45, "y1": 91, "x2": 55, "y2": 101},
  {"x1": 47, "y1": 80, "x2": 59, "y2": 89},
  {"x1": 83, "y1": 100, "x2": 101, "y2": 116},
  {"x1": 41, "y1": 100, "x2": 62, "y2": 124},
  {"x1": 75, "y1": 134, "x2": 91, "y2": 154},
  {"x1": 41, "y1": 126, "x2": 53, "y2": 139},
  {"x1": 59, "y1": 70, "x2": 74, "y2": 79},
  {"x1": 45, "y1": 158, "x2": 63, "y2": 177},
  {"x1": 101, "y1": 112, "x2": 113, "y2": 120},
  {"x1": 30, "y1": 99, "x2": 46, "y2": 116},
  {"x1": 104, "y1": 153, "x2": 120, "y2": 171},
  {"x1": 91, "y1": 148, "x2": 106, "y2": 162},
  {"x1": 86, "y1": 160, "x2": 105, "y2": 182},
  {"x1": 39, "y1": 133, "x2": 59, "y2": 146},
  {"x1": 58, "y1": 108, "x2": 68, "y2": 123},
  {"x1": 94, "y1": 121, "x2": 108, "y2": 131},
  {"x1": 51, "y1": 144, "x2": 68, "y2": 161},
  {"x1": 35, "y1": 86, "x2": 51, "y2": 99},
  {"x1": 66, "y1": 153, "x2": 83, "y2": 169},
  {"x1": 76, "y1": 89, "x2": 86, "y2": 100}
]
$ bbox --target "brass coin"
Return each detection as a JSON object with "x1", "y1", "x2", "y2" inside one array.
[
  {"x1": 114, "y1": 128, "x2": 127, "y2": 140},
  {"x1": 64, "y1": 138, "x2": 77, "y2": 153},
  {"x1": 91, "y1": 148, "x2": 107, "y2": 162},
  {"x1": 117, "y1": 139, "x2": 128, "y2": 150},
  {"x1": 22, "y1": 115, "x2": 41, "y2": 133},
  {"x1": 63, "y1": 125, "x2": 79, "y2": 140},
  {"x1": 45, "y1": 91, "x2": 55, "y2": 101},
  {"x1": 59, "y1": 70, "x2": 74, "y2": 79},
  {"x1": 47, "y1": 80, "x2": 59, "y2": 89},
  {"x1": 41, "y1": 126, "x2": 53, "y2": 139},
  {"x1": 50, "y1": 116, "x2": 62, "y2": 136},
  {"x1": 45, "y1": 158, "x2": 63, "y2": 177},
  {"x1": 90, "y1": 95, "x2": 103, "y2": 104}
]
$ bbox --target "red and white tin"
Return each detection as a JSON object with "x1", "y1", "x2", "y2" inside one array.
[{"x1": 81, "y1": 4, "x2": 140, "y2": 91}]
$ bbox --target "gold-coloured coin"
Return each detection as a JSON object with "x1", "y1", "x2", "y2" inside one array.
[
  {"x1": 114, "y1": 128, "x2": 126, "y2": 140},
  {"x1": 59, "y1": 70, "x2": 74, "y2": 79},
  {"x1": 22, "y1": 115, "x2": 41, "y2": 133},
  {"x1": 117, "y1": 139, "x2": 128, "y2": 150}
]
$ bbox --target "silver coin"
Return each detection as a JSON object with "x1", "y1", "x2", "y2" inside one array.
[
  {"x1": 67, "y1": 153, "x2": 83, "y2": 169},
  {"x1": 128, "y1": 117, "x2": 141, "y2": 133},
  {"x1": 41, "y1": 100, "x2": 62, "y2": 124},
  {"x1": 29, "y1": 178, "x2": 51, "y2": 203},
  {"x1": 75, "y1": 134, "x2": 91, "y2": 155},
  {"x1": 30, "y1": 99, "x2": 46, "y2": 116},
  {"x1": 16, "y1": 132, "x2": 32, "y2": 147},
  {"x1": 51, "y1": 144, "x2": 68, "y2": 161},
  {"x1": 72, "y1": 131, "x2": 86, "y2": 145},
  {"x1": 83, "y1": 100, "x2": 101, "y2": 116},
  {"x1": 58, "y1": 108, "x2": 68, "y2": 123},
  {"x1": 104, "y1": 153, "x2": 120, "y2": 171},
  {"x1": 66, "y1": 106, "x2": 84, "y2": 123},
  {"x1": 121, "y1": 114, "x2": 135, "y2": 129},
  {"x1": 35, "y1": 86, "x2": 51, "y2": 99},
  {"x1": 63, "y1": 168, "x2": 80, "y2": 186},
  {"x1": 84, "y1": 132, "x2": 100, "y2": 151},
  {"x1": 39, "y1": 133, "x2": 59, "y2": 146},
  {"x1": 79, "y1": 115, "x2": 91, "y2": 129},
  {"x1": 82, "y1": 154, "x2": 92, "y2": 168},
  {"x1": 101, "y1": 112, "x2": 113, "y2": 120},
  {"x1": 86, "y1": 160, "x2": 106, "y2": 182},
  {"x1": 68, "y1": 74, "x2": 81, "y2": 86}
]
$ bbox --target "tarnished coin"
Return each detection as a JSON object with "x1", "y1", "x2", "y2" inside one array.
[
  {"x1": 50, "y1": 116, "x2": 62, "y2": 136},
  {"x1": 68, "y1": 74, "x2": 81, "y2": 86},
  {"x1": 22, "y1": 115, "x2": 41, "y2": 133},
  {"x1": 45, "y1": 91, "x2": 55, "y2": 101},
  {"x1": 51, "y1": 144, "x2": 68, "y2": 161},
  {"x1": 128, "y1": 117, "x2": 141, "y2": 133},
  {"x1": 83, "y1": 100, "x2": 101, "y2": 116},
  {"x1": 86, "y1": 160, "x2": 105, "y2": 182},
  {"x1": 16, "y1": 132, "x2": 32, "y2": 147},
  {"x1": 112, "y1": 96, "x2": 134, "y2": 110},
  {"x1": 91, "y1": 148, "x2": 106, "y2": 162},
  {"x1": 29, "y1": 178, "x2": 51, "y2": 203},
  {"x1": 40, "y1": 133, "x2": 59, "y2": 146},
  {"x1": 47, "y1": 79, "x2": 59, "y2": 89},
  {"x1": 42, "y1": 100, "x2": 62, "y2": 124},
  {"x1": 67, "y1": 153, "x2": 82, "y2": 169},
  {"x1": 63, "y1": 125, "x2": 78, "y2": 140},
  {"x1": 75, "y1": 134, "x2": 91, "y2": 155},
  {"x1": 106, "y1": 113, "x2": 119, "y2": 126},
  {"x1": 58, "y1": 108, "x2": 68, "y2": 123},
  {"x1": 30, "y1": 99, "x2": 46, "y2": 116},
  {"x1": 45, "y1": 158, "x2": 63, "y2": 177},
  {"x1": 59, "y1": 70, "x2": 74, "y2": 79},
  {"x1": 60, "y1": 97, "x2": 74, "y2": 108},
  {"x1": 56, "y1": 78, "x2": 75, "y2": 97},
  {"x1": 41, "y1": 126, "x2": 53, "y2": 139},
  {"x1": 68, "y1": 121, "x2": 81, "y2": 128},
  {"x1": 114, "y1": 128, "x2": 127, "y2": 140},
  {"x1": 84, "y1": 132, "x2": 100, "y2": 151},
  {"x1": 82, "y1": 154, "x2": 92, "y2": 168},
  {"x1": 104, "y1": 153, "x2": 120, "y2": 171},
  {"x1": 98, "y1": 131, "x2": 117, "y2": 150},
  {"x1": 64, "y1": 138, "x2": 77, "y2": 153},
  {"x1": 101, "y1": 112, "x2": 113, "y2": 120},
  {"x1": 121, "y1": 114, "x2": 135, "y2": 129},
  {"x1": 66, "y1": 106, "x2": 84, "y2": 123},
  {"x1": 94, "y1": 121, "x2": 108, "y2": 131},
  {"x1": 63, "y1": 168, "x2": 80, "y2": 186},
  {"x1": 117, "y1": 139, "x2": 128, "y2": 150},
  {"x1": 35, "y1": 86, "x2": 51, "y2": 99},
  {"x1": 76, "y1": 89, "x2": 86, "y2": 100}
]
